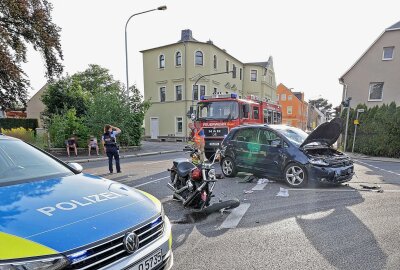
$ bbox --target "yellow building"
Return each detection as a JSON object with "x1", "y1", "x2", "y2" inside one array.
[{"x1": 141, "y1": 29, "x2": 277, "y2": 141}]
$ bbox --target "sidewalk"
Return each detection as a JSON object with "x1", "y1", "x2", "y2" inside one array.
[
  {"x1": 346, "y1": 152, "x2": 400, "y2": 163},
  {"x1": 55, "y1": 141, "x2": 186, "y2": 163}
]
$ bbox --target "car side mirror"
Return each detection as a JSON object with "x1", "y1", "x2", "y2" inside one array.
[{"x1": 68, "y1": 162, "x2": 83, "y2": 173}]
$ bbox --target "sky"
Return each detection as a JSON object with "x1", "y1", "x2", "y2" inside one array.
[{"x1": 24, "y1": 0, "x2": 400, "y2": 106}]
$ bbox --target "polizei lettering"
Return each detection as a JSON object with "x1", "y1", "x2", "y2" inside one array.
[{"x1": 37, "y1": 192, "x2": 124, "y2": 217}]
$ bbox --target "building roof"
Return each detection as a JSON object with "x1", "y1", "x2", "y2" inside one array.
[
  {"x1": 387, "y1": 20, "x2": 400, "y2": 31},
  {"x1": 245, "y1": 56, "x2": 274, "y2": 70},
  {"x1": 340, "y1": 20, "x2": 400, "y2": 81}
]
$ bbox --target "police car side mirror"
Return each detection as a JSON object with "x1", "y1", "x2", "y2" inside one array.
[{"x1": 68, "y1": 162, "x2": 83, "y2": 173}]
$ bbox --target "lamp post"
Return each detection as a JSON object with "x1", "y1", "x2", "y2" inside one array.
[
  {"x1": 351, "y1": 108, "x2": 364, "y2": 153},
  {"x1": 342, "y1": 97, "x2": 352, "y2": 152},
  {"x1": 125, "y1": 5, "x2": 167, "y2": 97}
]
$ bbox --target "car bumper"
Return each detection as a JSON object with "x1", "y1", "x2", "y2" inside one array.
[
  {"x1": 101, "y1": 216, "x2": 173, "y2": 270},
  {"x1": 307, "y1": 164, "x2": 354, "y2": 184}
]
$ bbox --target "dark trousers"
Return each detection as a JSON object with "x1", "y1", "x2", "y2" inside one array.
[{"x1": 106, "y1": 148, "x2": 120, "y2": 173}]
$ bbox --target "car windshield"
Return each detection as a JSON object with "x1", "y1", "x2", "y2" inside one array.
[
  {"x1": 0, "y1": 140, "x2": 74, "y2": 184},
  {"x1": 273, "y1": 126, "x2": 309, "y2": 146},
  {"x1": 197, "y1": 101, "x2": 239, "y2": 120}
]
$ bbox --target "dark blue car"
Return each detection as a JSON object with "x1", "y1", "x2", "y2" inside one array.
[{"x1": 220, "y1": 118, "x2": 354, "y2": 187}]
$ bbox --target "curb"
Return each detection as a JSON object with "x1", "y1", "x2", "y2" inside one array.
[{"x1": 61, "y1": 150, "x2": 183, "y2": 163}]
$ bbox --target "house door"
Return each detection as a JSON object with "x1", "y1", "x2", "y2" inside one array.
[{"x1": 150, "y1": 118, "x2": 159, "y2": 139}]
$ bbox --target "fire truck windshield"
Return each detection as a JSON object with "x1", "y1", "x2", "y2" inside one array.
[{"x1": 197, "y1": 101, "x2": 239, "y2": 120}]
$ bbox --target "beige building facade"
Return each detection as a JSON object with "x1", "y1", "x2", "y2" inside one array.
[
  {"x1": 340, "y1": 21, "x2": 400, "y2": 107},
  {"x1": 141, "y1": 30, "x2": 277, "y2": 141},
  {"x1": 26, "y1": 84, "x2": 47, "y2": 128}
]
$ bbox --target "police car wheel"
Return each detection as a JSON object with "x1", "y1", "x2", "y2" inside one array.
[{"x1": 221, "y1": 157, "x2": 237, "y2": 178}]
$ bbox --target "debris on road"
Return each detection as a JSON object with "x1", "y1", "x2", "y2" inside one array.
[
  {"x1": 360, "y1": 184, "x2": 381, "y2": 190},
  {"x1": 239, "y1": 175, "x2": 258, "y2": 183},
  {"x1": 257, "y1": 178, "x2": 275, "y2": 184},
  {"x1": 276, "y1": 187, "x2": 289, "y2": 197},
  {"x1": 244, "y1": 190, "x2": 254, "y2": 194}
]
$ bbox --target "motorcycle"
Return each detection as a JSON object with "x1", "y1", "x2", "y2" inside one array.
[{"x1": 167, "y1": 146, "x2": 240, "y2": 213}]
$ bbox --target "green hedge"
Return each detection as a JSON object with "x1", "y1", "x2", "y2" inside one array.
[
  {"x1": 341, "y1": 102, "x2": 400, "y2": 158},
  {"x1": 0, "y1": 118, "x2": 38, "y2": 131}
]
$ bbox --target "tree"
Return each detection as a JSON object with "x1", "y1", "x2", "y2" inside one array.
[
  {"x1": 309, "y1": 98, "x2": 334, "y2": 118},
  {"x1": 0, "y1": 0, "x2": 63, "y2": 108}
]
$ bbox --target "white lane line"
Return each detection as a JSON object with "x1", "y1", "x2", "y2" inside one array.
[
  {"x1": 134, "y1": 176, "x2": 169, "y2": 188},
  {"x1": 288, "y1": 189, "x2": 357, "y2": 192},
  {"x1": 356, "y1": 160, "x2": 400, "y2": 176},
  {"x1": 252, "y1": 183, "x2": 267, "y2": 191},
  {"x1": 219, "y1": 203, "x2": 251, "y2": 229}
]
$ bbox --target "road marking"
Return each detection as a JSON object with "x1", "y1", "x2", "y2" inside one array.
[
  {"x1": 252, "y1": 184, "x2": 267, "y2": 191},
  {"x1": 356, "y1": 160, "x2": 400, "y2": 176},
  {"x1": 219, "y1": 203, "x2": 250, "y2": 229},
  {"x1": 134, "y1": 176, "x2": 169, "y2": 188},
  {"x1": 287, "y1": 188, "x2": 357, "y2": 192}
]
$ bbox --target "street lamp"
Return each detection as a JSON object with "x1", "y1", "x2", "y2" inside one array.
[
  {"x1": 351, "y1": 108, "x2": 364, "y2": 153},
  {"x1": 125, "y1": 5, "x2": 167, "y2": 97},
  {"x1": 342, "y1": 97, "x2": 352, "y2": 152}
]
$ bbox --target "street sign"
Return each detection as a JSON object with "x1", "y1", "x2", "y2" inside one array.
[
  {"x1": 354, "y1": 119, "x2": 360, "y2": 125},
  {"x1": 357, "y1": 109, "x2": 365, "y2": 113}
]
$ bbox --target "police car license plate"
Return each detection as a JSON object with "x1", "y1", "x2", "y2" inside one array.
[{"x1": 127, "y1": 249, "x2": 162, "y2": 270}]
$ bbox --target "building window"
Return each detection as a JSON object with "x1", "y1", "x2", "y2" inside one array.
[
  {"x1": 200, "y1": 85, "x2": 206, "y2": 97},
  {"x1": 368, "y1": 82, "x2": 384, "y2": 101},
  {"x1": 239, "y1": 68, "x2": 242, "y2": 80},
  {"x1": 176, "y1": 51, "x2": 182, "y2": 66},
  {"x1": 193, "y1": 85, "x2": 199, "y2": 100},
  {"x1": 159, "y1": 54, "x2": 165, "y2": 68},
  {"x1": 287, "y1": 106, "x2": 293, "y2": 115},
  {"x1": 213, "y1": 55, "x2": 217, "y2": 69},
  {"x1": 276, "y1": 94, "x2": 279, "y2": 101},
  {"x1": 288, "y1": 95, "x2": 292, "y2": 101},
  {"x1": 281, "y1": 94, "x2": 286, "y2": 101},
  {"x1": 232, "y1": 64, "x2": 236, "y2": 78},
  {"x1": 250, "y1": 70, "x2": 257, "y2": 81},
  {"x1": 175, "y1": 85, "x2": 182, "y2": 101},
  {"x1": 160, "y1": 87, "x2": 166, "y2": 102},
  {"x1": 195, "y1": 51, "x2": 203, "y2": 65},
  {"x1": 226, "y1": 60, "x2": 229, "y2": 72},
  {"x1": 382, "y1": 47, "x2": 394, "y2": 60},
  {"x1": 176, "y1": 117, "x2": 183, "y2": 133}
]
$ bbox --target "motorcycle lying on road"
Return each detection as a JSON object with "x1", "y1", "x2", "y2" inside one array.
[{"x1": 167, "y1": 146, "x2": 240, "y2": 213}]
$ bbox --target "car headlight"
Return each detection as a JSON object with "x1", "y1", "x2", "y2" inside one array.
[
  {"x1": 0, "y1": 256, "x2": 69, "y2": 270},
  {"x1": 309, "y1": 158, "x2": 329, "y2": 166},
  {"x1": 207, "y1": 169, "x2": 216, "y2": 179}
]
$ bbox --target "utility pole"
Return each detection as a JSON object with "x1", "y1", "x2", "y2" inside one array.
[{"x1": 342, "y1": 97, "x2": 352, "y2": 152}]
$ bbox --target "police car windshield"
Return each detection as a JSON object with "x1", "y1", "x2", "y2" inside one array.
[
  {"x1": 0, "y1": 140, "x2": 74, "y2": 184},
  {"x1": 197, "y1": 101, "x2": 239, "y2": 120}
]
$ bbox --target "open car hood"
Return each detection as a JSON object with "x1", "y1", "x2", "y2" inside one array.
[{"x1": 300, "y1": 118, "x2": 344, "y2": 148}]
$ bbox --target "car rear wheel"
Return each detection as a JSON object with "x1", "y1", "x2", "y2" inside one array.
[
  {"x1": 284, "y1": 163, "x2": 308, "y2": 188},
  {"x1": 221, "y1": 157, "x2": 237, "y2": 178}
]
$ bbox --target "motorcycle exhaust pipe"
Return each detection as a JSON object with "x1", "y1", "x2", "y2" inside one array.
[
  {"x1": 167, "y1": 183, "x2": 186, "y2": 203},
  {"x1": 167, "y1": 182, "x2": 189, "y2": 194}
]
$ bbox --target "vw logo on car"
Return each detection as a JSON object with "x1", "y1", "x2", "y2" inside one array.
[{"x1": 124, "y1": 232, "x2": 140, "y2": 253}]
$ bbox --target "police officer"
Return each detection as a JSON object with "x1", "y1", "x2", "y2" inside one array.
[{"x1": 102, "y1": 124, "x2": 121, "y2": 173}]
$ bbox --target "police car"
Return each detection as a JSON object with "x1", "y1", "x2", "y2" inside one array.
[{"x1": 0, "y1": 135, "x2": 173, "y2": 270}]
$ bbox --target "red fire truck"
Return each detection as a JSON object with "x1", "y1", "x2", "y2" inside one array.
[{"x1": 193, "y1": 93, "x2": 282, "y2": 158}]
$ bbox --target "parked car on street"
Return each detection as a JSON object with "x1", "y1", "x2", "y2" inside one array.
[
  {"x1": 220, "y1": 118, "x2": 354, "y2": 187},
  {"x1": 0, "y1": 135, "x2": 173, "y2": 270}
]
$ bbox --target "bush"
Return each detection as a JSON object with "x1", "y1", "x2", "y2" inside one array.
[
  {"x1": 1, "y1": 127, "x2": 35, "y2": 143},
  {"x1": 341, "y1": 102, "x2": 400, "y2": 158},
  {"x1": 0, "y1": 118, "x2": 38, "y2": 130}
]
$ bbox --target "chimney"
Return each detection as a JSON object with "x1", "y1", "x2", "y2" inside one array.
[{"x1": 181, "y1": 29, "x2": 193, "y2": 42}]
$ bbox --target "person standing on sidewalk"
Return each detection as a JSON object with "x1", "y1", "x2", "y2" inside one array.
[{"x1": 101, "y1": 124, "x2": 121, "y2": 173}]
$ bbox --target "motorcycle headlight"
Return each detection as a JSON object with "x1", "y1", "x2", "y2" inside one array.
[
  {"x1": 208, "y1": 169, "x2": 216, "y2": 179},
  {"x1": 309, "y1": 158, "x2": 329, "y2": 166},
  {"x1": 0, "y1": 256, "x2": 69, "y2": 270}
]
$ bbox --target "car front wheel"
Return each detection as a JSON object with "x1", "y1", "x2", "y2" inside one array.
[
  {"x1": 221, "y1": 157, "x2": 237, "y2": 177},
  {"x1": 284, "y1": 163, "x2": 308, "y2": 187}
]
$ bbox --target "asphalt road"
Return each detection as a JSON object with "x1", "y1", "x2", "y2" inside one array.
[{"x1": 81, "y1": 154, "x2": 400, "y2": 270}]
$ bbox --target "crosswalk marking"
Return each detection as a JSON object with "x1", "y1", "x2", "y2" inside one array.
[{"x1": 219, "y1": 203, "x2": 251, "y2": 229}]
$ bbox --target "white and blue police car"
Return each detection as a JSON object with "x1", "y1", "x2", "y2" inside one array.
[{"x1": 0, "y1": 135, "x2": 173, "y2": 270}]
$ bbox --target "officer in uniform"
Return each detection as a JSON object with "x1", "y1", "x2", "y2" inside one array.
[{"x1": 101, "y1": 124, "x2": 121, "y2": 173}]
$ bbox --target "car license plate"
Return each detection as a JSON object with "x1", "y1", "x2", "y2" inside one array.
[
  {"x1": 209, "y1": 142, "x2": 219, "y2": 146},
  {"x1": 126, "y1": 249, "x2": 162, "y2": 270}
]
